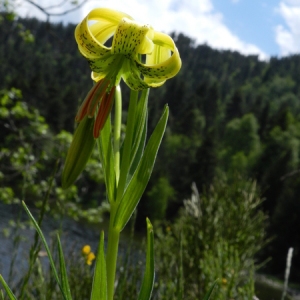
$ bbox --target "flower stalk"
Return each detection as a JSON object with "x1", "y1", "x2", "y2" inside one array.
[
  {"x1": 62, "y1": 7, "x2": 181, "y2": 300},
  {"x1": 113, "y1": 85, "x2": 122, "y2": 184}
]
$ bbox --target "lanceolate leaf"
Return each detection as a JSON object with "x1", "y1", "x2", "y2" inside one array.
[
  {"x1": 91, "y1": 231, "x2": 107, "y2": 300},
  {"x1": 138, "y1": 218, "x2": 155, "y2": 300},
  {"x1": 129, "y1": 89, "x2": 149, "y2": 177},
  {"x1": 203, "y1": 280, "x2": 218, "y2": 300},
  {"x1": 113, "y1": 106, "x2": 169, "y2": 231},
  {"x1": 97, "y1": 113, "x2": 116, "y2": 203},
  {"x1": 129, "y1": 112, "x2": 147, "y2": 178}
]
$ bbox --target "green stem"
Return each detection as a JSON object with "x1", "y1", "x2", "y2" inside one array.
[
  {"x1": 114, "y1": 85, "x2": 122, "y2": 184},
  {"x1": 106, "y1": 89, "x2": 138, "y2": 299},
  {"x1": 116, "y1": 89, "x2": 138, "y2": 202},
  {"x1": 106, "y1": 205, "x2": 120, "y2": 300}
]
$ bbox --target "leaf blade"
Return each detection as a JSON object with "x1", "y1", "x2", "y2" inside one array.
[
  {"x1": 22, "y1": 201, "x2": 67, "y2": 300},
  {"x1": 57, "y1": 234, "x2": 72, "y2": 300},
  {"x1": 138, "y1": 218, "x2": 155, "y2": 300},
  {"x1": 97, "y1": 114, "x2": 116, "y2": 203},
  {"x1": 90, "y1": 231, "x2": 107, "y2": 300},
  {"x1": 0, "y1": 274, "x2": 17, "y2": 300},
  {"x1": 114, "y1": 105, "x2": 169, "y2": 231},
  {"x1": 203, "y1": 280, "x2": 218, "y2": 300}
]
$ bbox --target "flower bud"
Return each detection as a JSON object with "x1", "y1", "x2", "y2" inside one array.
[{"x1": 62, "y1": 116, "x2": 95, "y2": 189}]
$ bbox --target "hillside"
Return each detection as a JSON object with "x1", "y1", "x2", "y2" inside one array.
[{"x1": 1, "y1": 14, "x2": 300, "y2": 281}]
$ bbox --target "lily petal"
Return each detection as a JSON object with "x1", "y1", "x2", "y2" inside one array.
[
  {"x1": 111, "y1": 18, "x2": 154, "y2": 56},
  {"x1": 75, "y1": 8, "x2": 133, "y2": 59},
  {"x1": 135, "y1": 32, "x2": 181, "y2": 86},
  {"x1": 75, "y1": 8, "x2": 181, "y2": 90},
  {"x1": 122, "y1": 59, "x2": 149, "y2": 90}
]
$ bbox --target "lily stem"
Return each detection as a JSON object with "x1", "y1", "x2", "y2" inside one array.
[
  {"x1": 106, "y1": 205, "x2": 120, "y2": 300},
  {"x1": 114, "y1": 85, "x2": 122, "y2": 184}
]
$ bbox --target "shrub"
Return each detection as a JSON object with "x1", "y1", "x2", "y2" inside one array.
[{"x1": 153, "y1": 175, "x2": 267, "y2": 299}]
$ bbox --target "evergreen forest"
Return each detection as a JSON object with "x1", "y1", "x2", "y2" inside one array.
[{"x1": 1, "y1": 13, "x2": 300, "y2": 289}]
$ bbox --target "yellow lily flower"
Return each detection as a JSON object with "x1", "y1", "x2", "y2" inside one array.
[{"x1": 75, "y1": 8, "x2": 181, "y2": 138}]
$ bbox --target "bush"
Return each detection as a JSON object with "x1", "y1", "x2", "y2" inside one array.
[{"x1": 153, "y1": 175, "x2": 267, "y2": 299}]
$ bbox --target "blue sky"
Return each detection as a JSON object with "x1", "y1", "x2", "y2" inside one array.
[
  {"x1": 17, "y1": 0, "x2": 300, "y2": 60},
  {"x1": 213, "y1": 0, "x2": 282, "y2": 56}
]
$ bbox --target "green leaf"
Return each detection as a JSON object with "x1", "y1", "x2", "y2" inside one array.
[
  {"x1": 91, "y1": 231, "x2": 107, "y2": 300},
  {"x1": 22, "y1": 201, "x2": 67, "y2": 300},
  {"x1": 129, "y1": 113, "x2": 147, "y2": 177},
  {"x1": 62, "y1": 116, "x2": 95, "y2": 189},
  {"x1": 138, "y1": 218, "x2": 155, "y2": 300},
  {"x1": 116, "y1": 90, "x2": 138, "y2": 202},
  {"x1": 97, "y1": 114, "x2": 116, "y2": 203},
  {"x1": 114, "y1": 105, "x2": 169, "y2": 231},
  {"x1": 203, "y1": 280, "x2": 218, "y2": 300},
  {"x1": 129, "y1": 89, "x2": 149, "y2": 176},
  {"x1": 0, "y1": 274, "x2": 17, "y2": 300},
  {"x1": 57, "y1": 234, "x2": 72, "y2": 300}
]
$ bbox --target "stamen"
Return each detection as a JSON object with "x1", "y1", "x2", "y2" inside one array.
[
  {"x1": 93, "y1": 86, "x2": 116, "y2": 138},
  {"x1": 75, "y1": 80, "x2": 103, "y2": 122},
  {"x1": 87, "y1": 79, "x2": 111, "y2": 117}
]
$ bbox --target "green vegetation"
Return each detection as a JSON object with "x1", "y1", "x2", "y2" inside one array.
[
  {"x1": 0, "y1": 176, "x2": 267, "y2": 299},
  {"x1": 1, "y1": 10, "x2": 300, "y2": 298},
  {"x1": 153, "y1": 177, "x2": 266, "y2": 299}
]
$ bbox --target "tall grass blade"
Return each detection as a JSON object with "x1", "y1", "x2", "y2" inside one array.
[
  {"x1": 281, "y1": 247, "x2": 294, "y2": 300},
  {"x1": 57, "y1": 234, "x2": 72, "y2": 300},
  {"x1": 0, "y1": 274, "x2": 17, "y2": 300},
  {"x1": 203, "y1": 280, "x2": 218, "y2": 300},
  {"x1": 138, "y1": 218, "x2": 155, "y2": 300},
  {"x1": 22, "y1": 201, "x2": 67, "y2": 300},
  {"x1": 91, "y1": 231, "x2": 107, "y2": 300}
]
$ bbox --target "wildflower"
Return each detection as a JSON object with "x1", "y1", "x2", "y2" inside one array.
[
  {"x1": 82, "y1": 244, "x2": 96, "y2": 265},
  {"x1": 75, "y1": 8, "x2": 181, "y2": 138},
  {"x1": 86, "y1": 252, "x2": 96, "y2": 265},
  {"x1": 82, "y1": 244, "x2": 91, "y2": 256}
]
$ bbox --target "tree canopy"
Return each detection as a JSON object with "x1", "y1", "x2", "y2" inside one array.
[{"x1": 1, "y1": 14, "x2": 300, "y2": 280}]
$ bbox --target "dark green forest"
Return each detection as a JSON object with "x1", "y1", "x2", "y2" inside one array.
[{"x1": 1, "y1": 14, "x2": 300, "y2": 283}]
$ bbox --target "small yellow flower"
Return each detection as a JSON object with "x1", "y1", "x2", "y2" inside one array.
[
  {"x1": 86, "y1": 252, "x2": 96, "y2": 265},
  {"x1": 221, "y1": 278, "x2": 227, "y2": 285},
  {"x1": 75, "y1": 8, "x2": 181, "y2": 138},
  {"x1": 82, "y1": 244, "x2": 91, "y2": 256},
  {"x1": 81, "y1": 244, "x2": 96, "y2": 265}
]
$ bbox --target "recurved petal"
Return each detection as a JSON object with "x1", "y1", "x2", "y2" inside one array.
[
  {"x1": 75, "y1": 19, "x2": 110, "y2": 59},
  {"x1": 90, "y1": 54, "x2": 124, "y2": 82},
  {"x1": 88, "y1": 8, "x2": 133, "y2": 26},
  {"x1": 87, "y1": 54, "x2": 118, "y2": 75},
  {"x1": 111, "y1": 18, "x2": 154, "y2": 55},
  {"x1": 75, "y1": 8, "x2": 133, "y2": 59},
  {"x1": 121, "y1": 60, "x2": 150, "y2": 91},
  {"x1": 135, "y1": 31, "x2": 181, "y2": 86},
  {"x1": 146, "y1": 43, "x2": 171, "y2": 66}
]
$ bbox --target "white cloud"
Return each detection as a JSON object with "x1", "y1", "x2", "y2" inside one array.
[
  {"x1": 16, "y1": 0, "x2": 267, "y2": 59},
  {"x1": 275, "y1": 1, "x2": 300, "y2": 56},
  {"x1": 83, "y1": 0, "x2": 267, "y2": 59}
]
